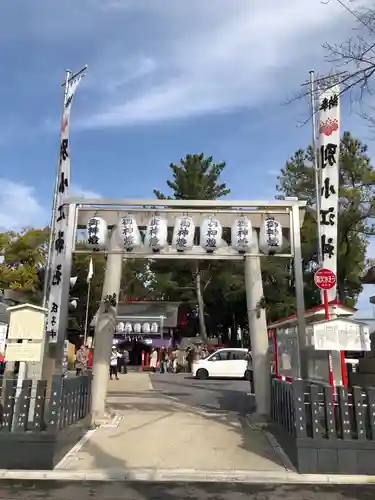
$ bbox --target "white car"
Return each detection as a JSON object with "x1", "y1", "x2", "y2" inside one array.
[{"x1": 192, "y1": 348, "x2": 251, "y2": 380}]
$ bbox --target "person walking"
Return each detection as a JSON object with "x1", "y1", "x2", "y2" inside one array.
[
  {"x1": 159, "y1": 348, "x2": 169, "y2": 374},
  {"x1": 150, "y1": 348, "x2": 158, "y2": 373},
  {"x1": 122, "y1": 348, "x2": 129, "y2": 374},
  {"x1": 117, "y1": 349, "x2": 124, "y2": 374},
  {"x1": 186, "y1": 347, "x2": 195, "y2": 374},
  {"x1": 75, "y1": 344, "x2": 88, "y2": 376},
  {"x1": 245, "y1": 348, "x2": 254, "y2": 394},
  {"x1": 171, "y1": 347, "x2": 179, "y2": 373},
  {"x1": 110, "y1": 346, "x2": 120, "y2": 380}
]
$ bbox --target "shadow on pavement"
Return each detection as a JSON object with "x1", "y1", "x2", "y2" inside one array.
[
  {"x1": 104, "y1": 386, "x2": 281, "y2": 469},
  {"x1": 149, "y1": 375, "x2": 256, "y2": 415}
]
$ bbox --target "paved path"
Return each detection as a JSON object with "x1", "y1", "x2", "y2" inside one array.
[
  {"x1": 150, "y1": 372, "x2": 254, "y2": 417},
  {"x1": 0, "y1": 480, "x2": 374, "y2": 499},
  {"x1": 56, "y1": 373, "x2": 285, "y2": 472}
]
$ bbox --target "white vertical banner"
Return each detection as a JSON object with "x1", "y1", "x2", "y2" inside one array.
[
  {"x1": 46, "y1": 73, "x2": 85, "y2": 343},
  {"x1": 318, "y1": 85, "x2": 340, "y2": 302},
  {"x1": 87, "y1": 257, "x2": 94, "y2": 283}
]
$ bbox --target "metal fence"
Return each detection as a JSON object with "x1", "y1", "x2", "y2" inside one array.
[
  {"x1": 0, "y1": 374, "x2": 92, "y2": 432},
  {"x1": 271, "y1": 377, "x2": 375, "y2": 441}
]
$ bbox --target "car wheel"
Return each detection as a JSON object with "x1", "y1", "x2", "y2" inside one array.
[
  {"x1": 244, "y1": 369, "x2": 251, "y2": 381},
  {"x1": 196, "y1": 368, "x2": 209, "y2": 380}
]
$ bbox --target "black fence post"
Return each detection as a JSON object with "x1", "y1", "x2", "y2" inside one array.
[
  {"x1": 292, "y1": 379, "x2": 307, "y2": 438},
  {"x1": 72, "y1": 378, "x2": 79, "y2": 424},
  {"x1": 285, "y1": 382, "x2": 294, "y2": 434},
  {"x1": 309, "y1": 384, "x2": 323, "y2": 438},
  {"x1": 68, "y1": 378, "x2": 75, "y2": 425},
  {"x1": 352, "y1": 386, "x2": 366, "y2": 441},
  {"x1": 46, "y1": 375, "x2": 63, "y2": 432},
  {"x1": 13, "y1": 379, "x2": 32, "y2": 432},
  {"x1": 87, "y1": 373, "x2": 93, "y2": 414},
  {"x1": 323, "y1": 384, "x2": 335, "y2": 439},
  {"x1": 337, "y1": 386, "x2": 351, "y2": 439},
  {"x1": 33, "y1": 380, "x2": 47, "y2": 431},
  {"x1": 83, "y1": 374, "x2": 90, "y2": 416},
  {"x1": 2, "y1": 379, "x2": 17, "y2": 431},
  {"x1": 367, "y1": 387, "x2": 375, "y2": 441},
  {"x1": 78, "y1": 376, "x2": 85, "y2": 419}
]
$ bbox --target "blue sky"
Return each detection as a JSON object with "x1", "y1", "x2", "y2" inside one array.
[{"x1": 1, "y1": 0, "x2": 375, "y2": 315}]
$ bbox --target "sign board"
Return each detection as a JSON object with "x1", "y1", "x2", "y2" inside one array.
[
  {"x1": 314, "y1": 268, "x2": 336, "y2": 290},
  {"x1": 5, "y1": 342, "x2": 43, "y2": 362},
  {"x1": 313, "y1": 318, "x2": 370, "y2": 351},
  {"x1": 7, "y1": 305, "x2": 46, "y2": 341}
]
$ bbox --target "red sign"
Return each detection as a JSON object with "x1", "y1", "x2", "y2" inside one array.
[{"x1": 314, "y1": 268, "x2": 336, "y2": 290}]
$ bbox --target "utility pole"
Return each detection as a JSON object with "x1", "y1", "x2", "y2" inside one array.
[{"x1": 309, "y1": 69, "x2": 323, "y2": 265}]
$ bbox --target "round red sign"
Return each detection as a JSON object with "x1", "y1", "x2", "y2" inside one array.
[{"x1": 314, "y1": 268, "x2": 336, "y2": 290}]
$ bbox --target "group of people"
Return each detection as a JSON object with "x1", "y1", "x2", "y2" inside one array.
[
  {"x1": 109, "y1": 345, "x2": 130, "y2": 380},
  {"x1": 75, "y1": 344, "x2": 92, "y2": 376},
  {"x1": 149, "y1": 347, "x2": 179, "y2": 373},
  {"x1": 75, "y1": 343, "x2": 130, "y2": 380}
]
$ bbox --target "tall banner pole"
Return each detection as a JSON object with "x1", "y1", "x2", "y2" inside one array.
[
  {"x1": 83, "y1": 279, "x2": 91, "y2": 346},
  {"x1": 42, "y1": 70, "x2": 71, "y2": 309},
  {"x1": 44, "y1": 66, "x2": 87, "y2": 347},
  {"x1": 317, "y1": 83, "x2": 345, "y2": 388},
  {"x1": 84, "y1": 258, "x2": 94, "y2": 345},
  {"x1": 309, "y1": 70, "x2": 323, "y2": 266}
]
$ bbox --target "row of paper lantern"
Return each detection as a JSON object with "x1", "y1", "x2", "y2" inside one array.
[
  {"x1": 116, "y1": 322, "x2": 159, "y2": 333},
  {"x1": 86, "y1": 215, "x2": 284, "y2": 254}
]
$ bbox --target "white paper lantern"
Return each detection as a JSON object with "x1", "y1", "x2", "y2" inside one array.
[
  {"x1": 124, "y1": 322, "x2": 132, "y2": 333},
  {"x1": 145, "y1": 216, "x2": 168, "y2": 251},
  {"x1": 231, "y1": 217, "x2": 252, "y2": 253},
  {"x1": 172, "y1": 217, "x2": 195, "y2": 252},
  {"x1": 259, "y1": 217, "x2": 283, "y2": 254},
  {"x1": 117, "y1": 321, "x2": 125, "y2": 333},
  {"x1": 151, "y1": 322, "x2": 158, "y2": 333},
  {"x1": 200, "y1": 217, "x2": 222, "y2": 252},
  {"x1": 86, "y1": 216, "x2": 108, "y2": 249},
  {"x1": 134, "y1": 323, "x2": 141, "y2": 333},
  {"x1": 142, "y1": 322, "x2": 151, "y2": 333},
  {"x1": 117, "y1": 215, "x2": 141, "y2": 251}
]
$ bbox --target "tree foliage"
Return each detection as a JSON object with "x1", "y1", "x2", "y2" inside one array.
[
  {"x1": 152, "y1": 153, "x2": 231, "y2": 341},
  {"x1": 277, "y1": 131, "x2": 375, "y2": 307},
  {"x1": 154, "y1": 153, "x2": 230, "y2": 201},
  {"x1": 0, "y1": 228, "x2": 49, "y2": 299}
]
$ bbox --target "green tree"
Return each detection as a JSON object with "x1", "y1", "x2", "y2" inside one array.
[
  {"x1": 277, "y1": 131, "x2": 375, "y2": 307},
  {"x1": 0, "y1": 228, "x2": 49, "y2": 300},
  {"x1": 152, "y1": 153, "x2": 230, "y2": 341}
]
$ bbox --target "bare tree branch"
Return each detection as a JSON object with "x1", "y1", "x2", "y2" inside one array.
[{"x1": 285, "y1": 1, "x2": 375, "y2": 128}]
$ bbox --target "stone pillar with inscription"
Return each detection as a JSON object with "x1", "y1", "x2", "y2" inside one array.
[
  {"x1": 91, "y1": 229, "x2": 123, "y2": 424},
  {"x1": 244, "y1": 230, "x2": 270, "y2": 417}
]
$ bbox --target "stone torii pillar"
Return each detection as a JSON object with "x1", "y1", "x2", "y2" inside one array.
[
  {"x1": 91, "y1": 229, "x2": 123, "y2": 425},
  {"x1": 244, "y1": 229, "x2": 270, "y2": 417}
]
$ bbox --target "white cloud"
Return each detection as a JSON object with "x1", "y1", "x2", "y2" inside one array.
[
  {"x1": 0, "y1": 179, "x2": 47, "y2": 230},
  {"x1": 0, "y1": 180, "x2": 101, "y2": 230},
  {"x1": 70, "y1": 184, "x2": 102, "y2": 199},
  {"x1": 78, "y1": 0, "x2": 374, "y2": 128}
]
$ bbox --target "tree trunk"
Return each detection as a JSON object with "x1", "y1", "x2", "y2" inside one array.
[{"x1": 195, "y1": 264, "x2": 208, "y2": 342}]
